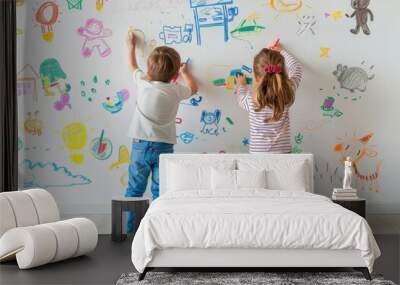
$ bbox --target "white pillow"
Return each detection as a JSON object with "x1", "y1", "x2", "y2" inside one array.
[
  {"x1": 267, "y1": 162, "x2": 307, "y2": 191},
  {"x1": 211, "y1": 169, "x2": 236, "y2": 190},
  {"x1": 238, "y1": 159, "x2": 309, "y2": 192},
  {"x1": 167, "y1": 160, "x2": 235, "y2": 192},
  {"x1": 167, "y1": 163, "x2": 210, "y2": 191},
  {"x1": 211, "y1": 168, "x2": 267, "y2": 190},
  {"x1": 237, "y1": 169, "x2": 267, "y2": 189}
]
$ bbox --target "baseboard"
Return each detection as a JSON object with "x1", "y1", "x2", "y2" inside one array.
[{"x1": 61, "y1": 212, "x2": 400, "y2": 235}]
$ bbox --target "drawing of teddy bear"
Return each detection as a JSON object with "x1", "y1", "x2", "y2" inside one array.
[
  {"x1": 346, "y1": 0, "x2": 374, "y2": 35},
  {"x1": 200, "y1": 109, "x2": 221, "y2": 136},
  {"x1": 77, "y1": 18, "x2": 112, "y2": 58}
]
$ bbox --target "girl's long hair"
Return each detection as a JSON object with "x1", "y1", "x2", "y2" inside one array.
[{"x1": 253, "y1": 48, "x2": 295, "y2": 122}]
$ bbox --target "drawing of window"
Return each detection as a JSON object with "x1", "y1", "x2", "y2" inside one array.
[{"x1": 190, "y1": 0, "x2": 238, "y2": 45}]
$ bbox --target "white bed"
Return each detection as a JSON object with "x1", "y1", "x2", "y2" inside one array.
[{"x1": 131, "y1": 154, "x2": 380, "y2": 280}]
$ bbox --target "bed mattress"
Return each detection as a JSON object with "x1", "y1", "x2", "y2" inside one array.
[{"x1": 131, "y1": 190, "x2": 380, "y2": 273}]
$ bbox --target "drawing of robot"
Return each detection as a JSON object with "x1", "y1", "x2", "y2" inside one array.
[{"x1": 190, "y1": 0, "x2": 238, "y2": 45}]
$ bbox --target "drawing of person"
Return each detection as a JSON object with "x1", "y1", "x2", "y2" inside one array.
[{"x1": 77, "y1": 18, "x2": 112, "y2": 58}]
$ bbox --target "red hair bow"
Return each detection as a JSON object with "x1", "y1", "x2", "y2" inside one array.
[{"x1": 264, "y1": 64, "x2": 282, "y2": 74}]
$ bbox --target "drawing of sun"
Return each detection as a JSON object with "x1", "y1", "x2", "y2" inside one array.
[
  {"x1": 267, "y1": 0, "x2": 311, "y2": 17},
  {"x1": 269, "y1": 0, "x2": 302, "y2": 12}
]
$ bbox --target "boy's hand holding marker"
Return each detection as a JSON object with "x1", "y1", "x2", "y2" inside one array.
[
  {"x1": 126, "y1": 31, "x2": 136, "y2": 49},
  {"x1": 127, "y1": 31, "x2": 138, "y2": 72},
  {"x1": 180, "y1": 58, "x2": 198, "y2": 95},
  {"x1": 179, "y1": 58, "x2": 190, "y2": 75}
]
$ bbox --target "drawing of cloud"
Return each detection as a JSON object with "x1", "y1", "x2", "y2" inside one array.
[{"x1": 22, "y1": 159, "x2": 92, "y2": 188}]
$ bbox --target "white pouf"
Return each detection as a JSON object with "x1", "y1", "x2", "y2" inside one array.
[{"x1": 0, "y1": 189, "x2": 98, "y2": 269}]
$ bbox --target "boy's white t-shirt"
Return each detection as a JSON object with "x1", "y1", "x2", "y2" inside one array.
[{"x1": 128, "y1": 69, "x2": 192, "y2": 144}]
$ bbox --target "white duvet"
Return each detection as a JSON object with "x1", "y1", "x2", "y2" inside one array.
[{"x1": 131, "y1": 190, "x2": 380, "y2": 273}]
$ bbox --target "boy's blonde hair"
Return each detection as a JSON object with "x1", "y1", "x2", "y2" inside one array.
[
  {"x1": 253, "y1": 48, "x2": 295, "y2": 122},
  {"x1": 147, "y1": 46, "x2": 181, "y2": 83}
]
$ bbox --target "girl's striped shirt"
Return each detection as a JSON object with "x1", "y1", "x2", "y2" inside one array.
[{"x1": 236, "y1": 50, "x2": 302, "y2": 154}]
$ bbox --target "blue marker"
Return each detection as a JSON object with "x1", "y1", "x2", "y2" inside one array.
[
  {"x1": 241, "y1": 65, "x2": 252, "y2": 73},
  {"x1": 230, "y1": 69, "x2": 242, "y2": 77},
  {"x1": 184, "y1": 58, "x2": 191, "y2": 65}
]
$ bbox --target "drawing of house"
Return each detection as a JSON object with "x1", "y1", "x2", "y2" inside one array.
[
  {"x1": 190, "y1": 0, "x2": 239, "y2": 45},
  {"x1": 17, "y1": 64, "x2": 40, "y2": 102}
]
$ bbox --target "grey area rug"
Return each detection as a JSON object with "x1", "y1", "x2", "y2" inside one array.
[{"x1": 117, "y1": 272, "x2": 396, "y2": 285}]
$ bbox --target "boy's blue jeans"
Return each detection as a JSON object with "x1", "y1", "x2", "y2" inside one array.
[{"x1": 125, "y1": 140, "x2": 173, "y2": 233}]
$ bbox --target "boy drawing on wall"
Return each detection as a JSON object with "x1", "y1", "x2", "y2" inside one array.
[{"x1": 125, "y1": 32, "x2": 198, "y2": 233}]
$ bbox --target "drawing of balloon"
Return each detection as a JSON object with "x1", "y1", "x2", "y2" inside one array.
[
  {"x1": 35, "y1": 1, "x2": 59, "y2": 42},
  {"x1": 62, "y1": 122, "x2": 87, "y2": 165}
]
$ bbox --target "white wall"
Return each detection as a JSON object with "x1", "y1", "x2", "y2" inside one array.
[{"x1": 17, "y1": 0, "x2": 400, "y2": 233}]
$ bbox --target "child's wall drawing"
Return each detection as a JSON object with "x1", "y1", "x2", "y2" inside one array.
[
  {"x1": 346, "y1": 0, "x2": 374, "y2": 35},
  {"x1": 77, "y1": 19, "x2": 112, "y2": 58},
  {"x1": 333, "y1": 63, "x2": 375, "y2": 93},
  {"x1": 16, "y1": 1, "x2": 399, "y2": 215},
  {"x1": 334, "y1": 132, "x2": 382, "y2": 192}
]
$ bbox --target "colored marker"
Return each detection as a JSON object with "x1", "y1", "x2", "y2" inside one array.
[
  {"x1": 213, "y1": 78, "x2": 226, "y2": 86},
  {"x1": 271, "y1": 38, "x2": 280, "y2": 49},
  {"x1": 230, "y1": 69, "x2": 242, "y2": 77},
  {"x1": 173, "y1": 58, "x2": 190, "y2": 84},
  {"x1": 241, "y1": 65, "x2": 253, "y2": 73}
]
